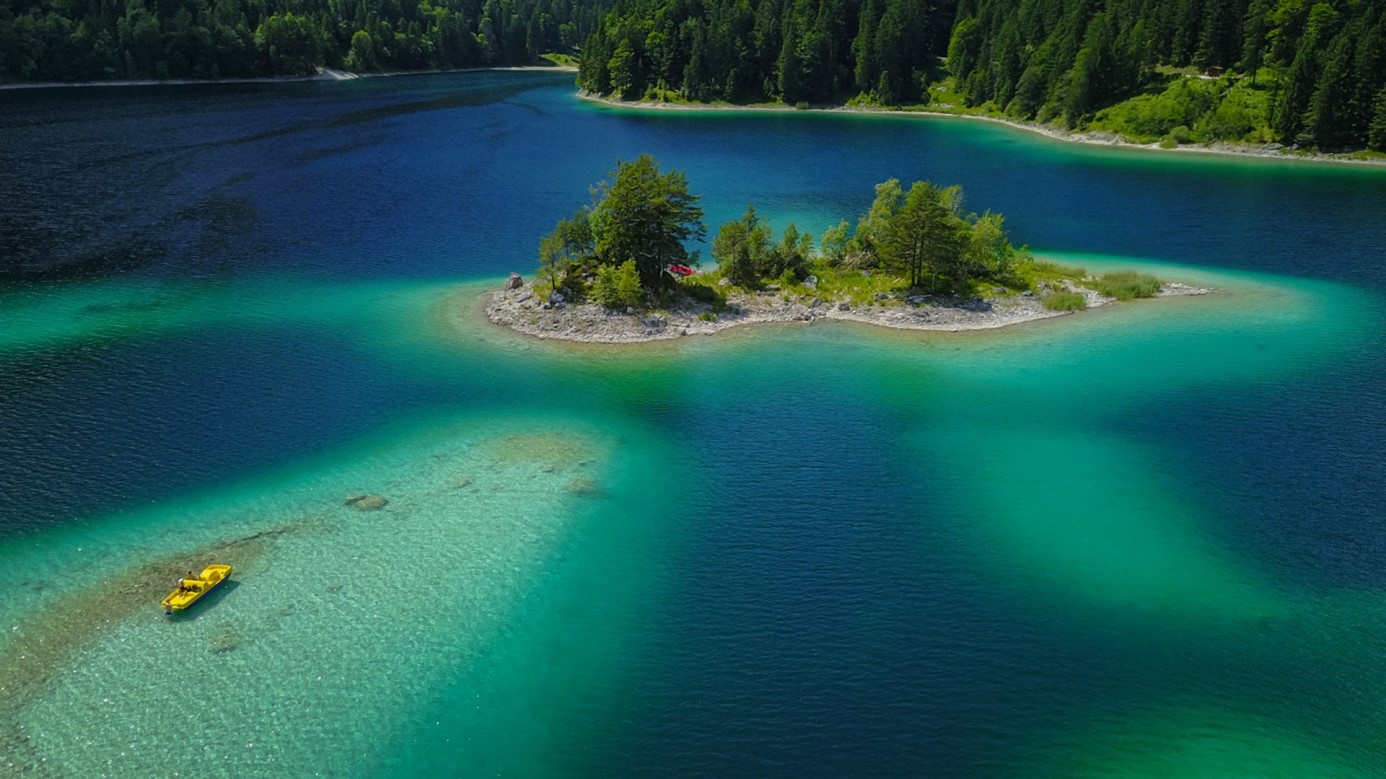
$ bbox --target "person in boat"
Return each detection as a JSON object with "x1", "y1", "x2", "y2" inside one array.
[{"x1": 176, "y1": 577, "x2": 186, "y2": 591}]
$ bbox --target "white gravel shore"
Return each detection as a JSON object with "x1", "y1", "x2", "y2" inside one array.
[{"x1": 484, "y1": 278, "x2": 1210, "y2": 344}]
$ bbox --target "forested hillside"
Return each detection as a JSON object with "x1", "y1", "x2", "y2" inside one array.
[
  {"x1": 578, "y1": 0, "x2": 1386, "y2": 150},
  {"x1": 0, "y1": 0, "x2": 603, "y2": 82}
]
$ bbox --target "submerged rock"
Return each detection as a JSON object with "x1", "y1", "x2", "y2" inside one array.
[
  {"x1": 209, "y1": 631, "x2": 239, "y2": 654},
  {"x1": 566, "y1": 476, "x2": 600, "y2": 496},
  {"x1": 343, "y1": 494, "x2": 388, "y2": 511}
]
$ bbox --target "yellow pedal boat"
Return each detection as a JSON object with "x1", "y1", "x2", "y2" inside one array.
[{"x1": 162, "y1": 564, "x2": 232, "y2": 614}]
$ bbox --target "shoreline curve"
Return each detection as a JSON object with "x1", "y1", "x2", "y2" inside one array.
[{"x1": 579, "y1": 92, "x2": 1386, "y2": 169}]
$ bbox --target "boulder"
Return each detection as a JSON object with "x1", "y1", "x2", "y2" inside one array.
[
  {"x1": 837, "y1": 302, "x2": 851, "y2": 311},
  {"x1": 718, "y1": 278, "x2": 731, "y2": 287},
  {"x1": 504, "y1": 272, "x2": 524, "y2": 290},
  {"x1": 804, "y1": 275, "x2": 818, "y2": 290},
  {"x1": 344, "y1": 494, "x2": 388, "y2": 511},
  {"x1": 548, "y1": 291, "x2": 565, "y2": 305}
]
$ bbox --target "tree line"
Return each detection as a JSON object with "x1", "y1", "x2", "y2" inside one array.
[
  {"x1": 578, "y1": 0, "x2": 1386, "y2": 150},
  {"x1": 536, "y1": 154, "x2": 1028, "y2": 311},
  {"x1": 0, "y1": 0, "x2": 605, "y2": 82}
]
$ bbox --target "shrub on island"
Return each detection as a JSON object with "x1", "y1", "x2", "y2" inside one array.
[
  {"x1": 590, "y1": 260, "x2": 645, "y2": 309},
  {"x1": 1091, "y1": 271, "x2": 1163, "y2": 300},
  {"x1": 1042, "y1": 292, "x2": 1087, "y2": 311}
]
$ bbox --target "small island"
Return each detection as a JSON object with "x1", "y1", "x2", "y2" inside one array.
[{"x1": 485, "y1": 155, "x2": 1207, "y2": 343}]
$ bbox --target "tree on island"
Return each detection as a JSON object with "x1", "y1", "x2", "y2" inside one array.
[
  {"x1": 849, "y1": 179, "x2": 1021, "y2": 292},
  {"x1": 536, "y1": 154, "x2": 706, "y2": 308},
  {"x1": 711, "y1": 205, "x2": 813, "y2": 289},
  {"x1": 527, "y1": 170, "x2": 1159, "y2": 318},
  {"x1": 881, "y1": 182, "x2": 965, "y2": 292},
  {"x1": 592, "y1": 155, "x2": 706, "y2": 290},
  {"x1": 711, "y1": 178, "x2": 1026, "y2": 295}
]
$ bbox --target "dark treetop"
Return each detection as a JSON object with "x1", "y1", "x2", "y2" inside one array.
[{"x1": 0, "y1": 0, "x2": 608, "y2": 82}]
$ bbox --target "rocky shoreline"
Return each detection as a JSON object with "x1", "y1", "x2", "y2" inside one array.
[{"x1": 484, "y1": 273, "x2": 1211, "y2": 344}]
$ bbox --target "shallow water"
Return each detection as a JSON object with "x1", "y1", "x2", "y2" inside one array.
[{"x1": 2, "y1": 72, "x2": 1385, "y2": 776}]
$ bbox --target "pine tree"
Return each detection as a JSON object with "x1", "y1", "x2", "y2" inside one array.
[
  {"x1": 591, "y1": 155, "x2": 706, "y2": 291},
  {"x1": 1369, "y1": 85, "x2": 1386, "y2": 151},
  {"x1": 1240, "y1": 0, "x2": 1271, "y2": 84},
  {"x1": 852, "y1": 0, "x2": 880, "y2": 94}
]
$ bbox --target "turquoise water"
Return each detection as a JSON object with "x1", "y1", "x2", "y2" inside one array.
[{"x1": 3, "y1": 72, "x2": 1386, "y2": 776}]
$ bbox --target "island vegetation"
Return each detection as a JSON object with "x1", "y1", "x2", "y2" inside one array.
[
  {"x1": 486, "y1": 155, "x2": 1192, "y2": 342},
  {"x1": 0, "y1": 0, "x2": 604, "y2": 82},
  {"x1": 578, "y1": 0, "x2": 1386, "y2": 153}
]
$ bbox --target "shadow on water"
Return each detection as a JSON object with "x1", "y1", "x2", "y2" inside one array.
[{"x1": 0, "y1": 193, "x2": 259, "y2": 280}]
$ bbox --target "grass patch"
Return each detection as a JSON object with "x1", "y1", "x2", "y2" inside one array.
[
  {"x1": 1014, "y1": 258, "x2": 1087, "y2": 292},
  {"x1": 540, "y1": 52, "x2": 578, "y2": 68},
  {"x1": 803, "y1": 264, "x2": 907, "y2": 306},
  {"x1": 1041, "y1": 291, "x2": 1087, "y2": 311},
  {"x1": 1087, "y1": 271, "x2": 1162, "y2": 300},
  {"x1": 705, "y1": 261, "x2": 907, "y2": 307}
]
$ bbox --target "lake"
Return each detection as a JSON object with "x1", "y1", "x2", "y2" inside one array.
[{"x1": 2, "y1": 70, "x2": 1385, "y2": 776}]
